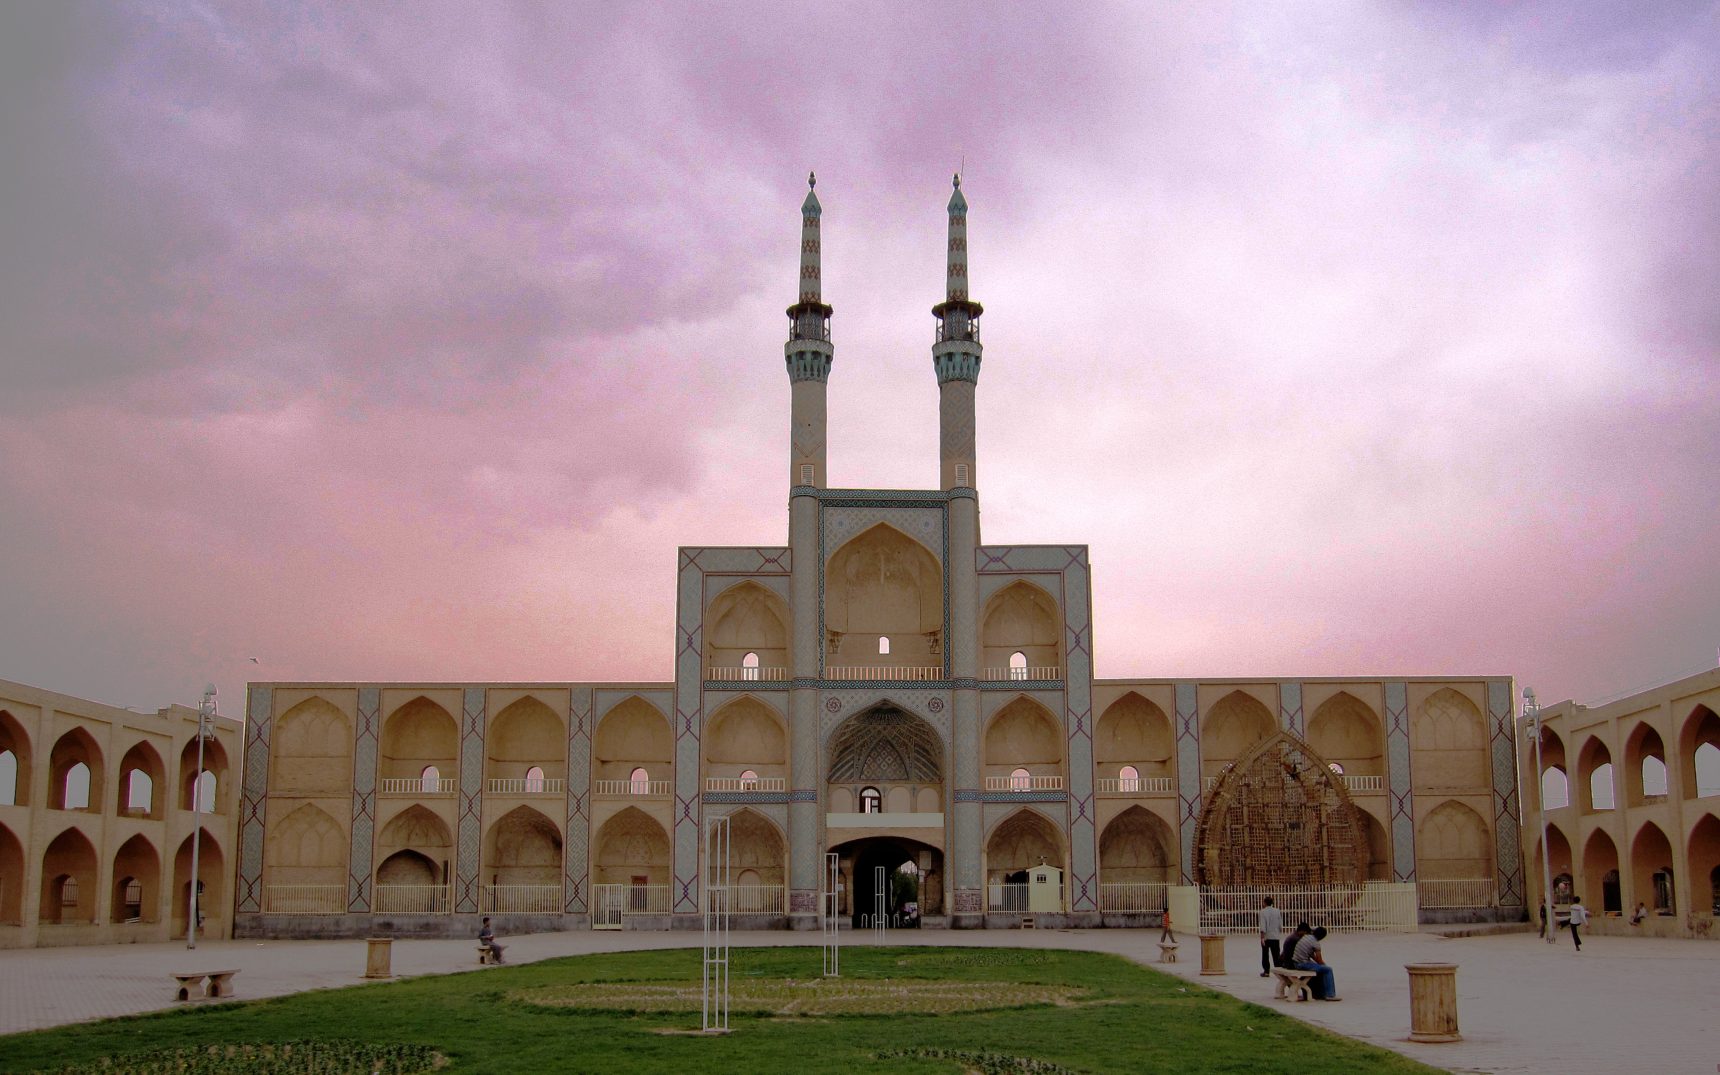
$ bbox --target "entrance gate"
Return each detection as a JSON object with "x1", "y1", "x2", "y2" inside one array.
[{"x1": 593, "y1": 884, "x2": 625, "y2": 929}]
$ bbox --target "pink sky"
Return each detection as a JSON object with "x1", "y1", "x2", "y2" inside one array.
[{"x1": 2, "y1": 2, "x2": 1717, "y2": 716}]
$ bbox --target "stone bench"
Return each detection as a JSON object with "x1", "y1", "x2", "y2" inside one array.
[
  {"x1": 1157, "y1": 942, "x2": 1180, "y2": 964},
  {"x1": 1271, "y1": 967, "x2": 1315, "y2": 1002},
  {"x1": 477, "y1": 944, "x2": 505, "y2": 965},
  {"x1": 172, "y1": 969, "x2": 239, "y2": 1001}
]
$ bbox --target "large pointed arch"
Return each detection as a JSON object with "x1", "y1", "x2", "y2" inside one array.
[
  {"x1": 1307, "y1": 691, "x2": 1383, "y2": 779},
  {"x1": 1194, "y1": 729, "x2": 1364, "y2": 888},
  {"x1": 0, "y1": 710, "x2": 32, "y2": 806},
  {"x1": 41, "y1": 827, "x2": 99, "y2": 924},
  {"x1": 1094, "y1": 692, "x2": 1173, "y2": 785},
  {"x1": 49, "y1": 727, "x2": 104, "y2": 811},
  {"x1": 1417, "y1": 799, "x2": 1493, "y2": 880},
  {"x1": 980, "y1": 580, "x2": 1061, "y2": 676},
  {"x1": 828, "y1": 702, "x2": 944, "y2": 784},
  {"x1": 1200, "y1": 690, "x2": 1276, "y2": 782},
  {"x1": 985, "y1": 807, "x2": 1065, "y2": 883},
  {"x1": 593, "y1": 805, "x2": 671, "y2": 886},
  {"x1": 825, "y1": 523, "x2": 943, "y2": 661},
  {"x1": 1098, "y1": 805, "x2": 1175, "y2": 887},
  {"x1": 705, "y1": 580, "x2": 791, "y2": 676},
  {"x1": 271, "y1": 697, "x2": 352, "y2": 795},
  {"x1": 983, "y1": 696, "x2": 1063, "y2": 788}
]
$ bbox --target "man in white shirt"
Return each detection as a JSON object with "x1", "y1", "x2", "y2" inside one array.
[
  {"x1": 1566, "y1": 896, "x2": 1589, "y2": 951},
  {"x1": 1258, "y1": 896, "x2": 1283, "y2": 977}
]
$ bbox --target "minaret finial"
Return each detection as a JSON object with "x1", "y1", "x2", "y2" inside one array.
[
  {"x1": 809, "y1": 171, "x2": 816, "y2": 190},
  {"x1": 952, "y1": 172, "x2": 960, "y2": 189}
]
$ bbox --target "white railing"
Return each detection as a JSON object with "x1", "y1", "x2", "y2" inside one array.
[
  {"x1": 705, "y1": 776, "x2": 787, "y2": 792},
  {"x1": 379, "y1": 777, "x2": 456, "y2": 796},
  {"x1": 263, "y1": 884, "x2": 345, "y2": 915},
  {"x1": 707, "y1": 666, "x2": 789, "y2": 682},
  {"x1": 982, "y1": 666, "x2": 1063, "y2": 681},
  {"x1": 592, "y1": 882, "x2": 673, "y2": 926},
  {"x1": 623, "y1": 884, "x2": 672, "y2": 915},
  {"x1": 1417, "y1": 878, "x2": 1497, "y2": 909},
  {"x1": 1096, "y1": 775, "x2": 1174, "y2": 793},
  {"x1": 1198, "y1": 883, "x2": 1418, "y2": 934},
  {"x1": 1099, "y1": 882, "x2": 1169, "y2": 913},
  {"x1": 594, "y1": 778, "x2": 673, "y2": 797},
  {"x1": 983, "y1": 774, "x2": 1065, "y2": 791},
  {"x1": 987, "y1": 882, "x2": 1031, "y2": 912},
  {"x1": 710, "y1": 884, "x2": 785, "y2": 914},
  {"x1": 480, "y1": 883, "x2": 564, "y2": 914},
  {"x1": 1343, "y1": 774, "x2": 1384, "y2": 792},
  {"x1": 487, "y1": 777, "x2": 564, "y2": 795},
  {"x1": 373, "y1": 883, "x2": 453, "y2": 915},
  {"x1": 823, "y1": 666, "x2": 944, "y2": 681}
]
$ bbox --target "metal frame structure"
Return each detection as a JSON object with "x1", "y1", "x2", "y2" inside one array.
[
  {"x1": 822, "y1": 852, "x2": 840, "y2": 976},
  {"x1": 872, "y1": 864, "x2": 887, "y2": 942},
  {"x1": 702, "y1": 815, "x2": 731, "y2": 1032}
]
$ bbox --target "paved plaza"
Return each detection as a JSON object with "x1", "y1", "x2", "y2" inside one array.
[{"x1": 0, "y1": 927, "x2": 1713, "y2": 1074}]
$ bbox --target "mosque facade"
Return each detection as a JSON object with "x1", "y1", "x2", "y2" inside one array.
[{"x1": 232, "y1": 178, "x2": 1526, "y2": 936}]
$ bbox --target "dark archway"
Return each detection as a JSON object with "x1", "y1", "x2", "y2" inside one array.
[{"x1": 834, "y1": 836, "x2": 940, "y2": 929}]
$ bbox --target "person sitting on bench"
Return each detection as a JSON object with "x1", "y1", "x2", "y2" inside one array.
[
  {"x1": 478, "y1": 917, "x2": 507, "y2": 964},
  {"x1": 1290, "y1": 925, "x2": 1340, "y2": 1001}
]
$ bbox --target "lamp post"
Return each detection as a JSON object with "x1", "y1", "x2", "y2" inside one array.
[
  {"x1": 1523, "y1": 687, "x2": 1557, "y2": 944},
  {"x1": 187, "y1": 683, "x2": 215, "y2": 949}
]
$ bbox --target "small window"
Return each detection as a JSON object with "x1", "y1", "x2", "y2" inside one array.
[
  {"x1": 193, "y1": 769, "x2": 218, "y2": 811},
  {"x1": 1329, "y1": 762, "x2": 1345, "y2": 776},
  {"x1": 63, "y1": 762, "x2": 91, "y2": 810},
  {"x1": 1642, "y1": 756, "x2": 1668, "y2": 797},
  {"x1": 630, "y1": 767, "x2": 651, "y2": 794},
  {"x1": 59, "y1": 876, "x2": 79, "y2": 908},
  {"x1": 420, "y1": 765, "x2": 441, "y2": 794},
  {"x1": 878, "y1": 636, "x2": 891, "y2": 655},
  {"x1": 525, "y1": 765, "x2": 546, "y2": 792},
  {"x1": 1010, "y1": 767, "x2": 1031, "y2": 791},
  {"x1": 955, "y1": 464, "x2": 969, "y2": 486},
  {"x1": 742, "y1": 652, "x2": 760, "y2": 681},
  {"x1": 859, "y1": 786, "x2": 882, "y2": 814},
  {"x1": 800, "y1": 464, "x2": 814, "y2": 484},
  {"x1": 1118, "y1": 765, "x2": 1140, "y2": 793},
  {"x1": 740, "y1": 769, "x2": 759, "y2": 790},
  {"x1": 0, "y1": 749, "x2": 16, "y2": 806},
  {"x1": 126, "y1": 770, "x2": 153, "y2": 812},
  {"x1": 1009, "y1": 652, "x2": 1028, "y2": 681}
]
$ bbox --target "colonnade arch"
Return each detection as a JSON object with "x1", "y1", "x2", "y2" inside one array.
[
  {"x1": 592, "y1": 806, "x2": 669, "y2": 886},
  {"x1": 1689, "y1": 814, "x2": 1720, "y2": 916},
  {"x1": 40, "y1": 828, "x2": 97, "y2": 924},
  {"x1": 0, "y1": 822, "x2": 22, "y2": 923},
  {"x1": 1623, "y1": 724, "x2": 1668, "y2": 805},
  {"x1": 117, "y1": 741, "x2": 165, "y2": 817},
  {"x1": 983, "y1": 696, "x2": 1063, "y2": 788},
  {"x1": 482, "y1": 805, "x2": 562, "y2": 886},
  {"x1": 179, "y1": 735, "x2": 229, "y2": 812},
  {"x1": 1097, "y1": 805, "x2": 1175, "y2": 884},
  {"x1": 377, "y1": 804, "x2": 452, "y2": 885},
  {"x1": 0, "y1": 711, "x2": 30, "y2": 806},
  {"x1": 171, "y1": 829, "x2": 225, "y2": 935},
  {"x1": 1680, "y1": 706, "x2": 1720, "y2": 800},
  {"x1": 1631, "y1": 821, "x2": 1675, "y2": 913},
  {"x1": 49, "y1": 728, "x2": 103, "y2": 811},
  {"x1": 111, "y1": 834, "x2": 160, "y2": 922},
  {"x1": 594, "y1": 697, "x2": 671, "y2": 788},
  {"x1": 985, "y1": 808, "x2": 1065, "y2": 886},
  {"x1": 1582, "y1": 829, "x2": 1621, "y2": 914},
  {"x1": 381, "y1": 696, "x2": 458, "y2": 787},
  {"x1": 1577, "y1": 736, "x2": 1614, "y2": 812}
]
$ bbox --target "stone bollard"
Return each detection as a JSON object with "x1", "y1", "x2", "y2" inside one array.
[
  {"x1": 1199, "y1": 933, "x2": 1226, "y2": 976},
  {"x1": 1404, "y1": 963, "x2": 1460, "y2": 1042},
  {"x1": 364, "y1": 936, "x2": 394, "y2": 979}
]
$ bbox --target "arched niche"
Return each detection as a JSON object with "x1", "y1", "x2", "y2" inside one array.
[
  {"x1": 376, "y1": 804, "x2": 452, "y2": 882},
  {"x1": 1582, "y1": 828, "x2": 1620, "y2": 914},
  {"x1": 483, "y1": 805, "x2": 562, "y2": 886},
  {"x1": 827, "y1": 703, "x2": 943, "y2": 814},
  {"x1": 1194, "y1": 730, "x2": 1363, "y2": 888},
  {"x1": 117, "y1": 741, "x2": 166, "y2": 818},
  {"x1": 1098, "y1": 806, "x2": 1175, "y2": 885},
  {"x1": 41, "y1": 827, "x2": 98, "y2": 924},
  {"x1": 1417, "y1": 799, "x2": 1493, "y2": 880},
  {"x1": 985, "y1": 808, "x2": 1065, "y2": 884},
  {"x1": 824, "y1": 524, "x2": 943, "y2": 666},
  {"x1": 1307, "y1": 692, "x2": 1383, "y2": 778},
  {"x1": 1688, "y1": 813, "x2": 1720, "y2": 917},
  {"x1": 724, "y1": 808, "x2": 786, "y2": 888},
  {"x1": 1679, "y1": 705, "x2": 1720, "y2": 801},
  {"x1": 381, "y1": 696, "x2": 458, "y2": 786},
  {"x1": 111, "y1": 834, "x2": 160, "y2": 923},
  {"x1": 171, "y1": 828, "x2": 225, "y2": 935},
  {"x1": 49, "y1": 728, "x2": 104, "y2": 812},
  {"x1": 1200, "y1": 691, "x2": 1275, "y2": 780},
  {"x1": 179, "y1": 735, "x2": 230, "y2": 813},
  {"x1": 593, "y1": 806, "x2": 670, "y2": 886},
  {"x1": 1357, "y1": 807, "x2": 1391, "y2": 880},
  {"x1": 1630, "y1": 821, "x2": 1674, "y2": 913},
  {"x1": 0, "y1": 823, "x2": 22, "y2": 924},
  {"x1": 980, "y1": 581, "x2": 1060, "y2": 676},
  {"x1": 271, "y1": 697, "x2": 352, "y2": 795},
  {"x1": 0, "y1": 711, "x2": 32, "y2": 806},
  {"x1": 982, "y1": 696, "x2": 1064, "y2": 786},
  {"x1": 1411, "y1": 688, "x2": 1489, "y2": 788},
  {"x1": 594, "y1": 696, "x2": 671, "y2": 786},
  {"x1": 704, "y1": 582, "x2": 790, "y2": 676},
  {"x1": 1623, "y1": 723, "x2": 1668, "y2": 806},
  {"x1": 703, "y1": 697, "x2": 786, "y2": 784},
  {"x1": 1094, "y1": 693, "x2": 1173, "y2": 781},
  {"x1": 487, "y1": 696, "x2": 565, "y2": 787},
  {"x1": 1577, "y1": 736, "x2": 1614, "y2": 812},
  {"x1": 1534, "y1": 822, "x2": 1574, "y2": 893},
  {"x1": 264, "y1": 803, "x2": 347, "y2": 887}
]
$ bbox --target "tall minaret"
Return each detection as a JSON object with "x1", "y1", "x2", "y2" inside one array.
[
  {"x1": 786, "y1": 172, "x2": 833, "y2": 488},
  {"x1": 932, "y1": 173, "x2": 982, "y2": 489}
]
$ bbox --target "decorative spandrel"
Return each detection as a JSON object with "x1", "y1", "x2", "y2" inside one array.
[
  {"x1": 828, "y1": 705, "x2": 943, "y2": 783},
  {"x1": 1194, "y1": 730, "x2": 1364, "y2": 889}
]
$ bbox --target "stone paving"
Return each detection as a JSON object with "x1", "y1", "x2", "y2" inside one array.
[{"x1": 0, "y1": 926, "x2": 1715, "y2": 1074}]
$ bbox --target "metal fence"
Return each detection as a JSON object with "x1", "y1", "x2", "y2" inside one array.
[
  {"x1": 480, "y1": 883, "x2": 564, "y2": 914},
  {"x1": 1416, "y1": 878, "x2": 1497, "y2": 909},
  {"x1": 1198, "y1": 883, "x2": 1418, "y2": 933},
  {"x1": 373, "y1": 883, "x2": 453, "y2": 915},
  {"x1": 262, "y1": 884, "x2": 345, "y2": 915},
  {"x1": 1098, "y1": 882, "x2": 1169, "y2": 913}
]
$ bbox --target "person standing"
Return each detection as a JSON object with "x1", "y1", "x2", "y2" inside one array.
[
  {"x1": 1258, "y1": 896, "x2": 1283, "y2": 977},
  {"x1": 1567, "y1": 896, "x2": 1589, "y2": 951}
]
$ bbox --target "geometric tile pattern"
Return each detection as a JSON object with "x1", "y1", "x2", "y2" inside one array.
[
  {"x1": 1384, "y1": 680, "x2": 1417, "y2": 883},
  {"x1": 819, "y1": 689, "x2": 951, "y2": 745},
  {"x1": 953, "y1": 789, "x2": 1067, "y2": 803},
  {"x1": 236, "y1": 686, "x2": 274, "y2": 914},
  {"x1": 953, "y1": 691, "x2": 980, "y2": 891},
  {"x1": 1174, "y1": 681, "x2": 1201, "y2": 885},
  {"x1": 1280, "y1": 681, "x2": 1303, "y2": 736},
  {"x1": 1488, "y1": 679, "x2": 1525, "y2": 906},
  {"x1": 455, "y1": 687, "x2": 486, "y2": 914},
  {"x1": 565, "y1": 689, "x2": 592, "y2": 914},
  {"x1": 347, "y1": 686, "x2": 379, "y2": 913},
  {"x1": 673, "y1": 548, "x2": 708, "y2": 915}
]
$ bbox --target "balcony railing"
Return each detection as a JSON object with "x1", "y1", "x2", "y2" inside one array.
[
  {"x1": 373, "y1": 883, "x2": 453, "y2": 915},
  {"x1": 594, "y1": 778, "x2": 672, "y2": 797},
  {"x1": 986, "y1": 881, "x2": 1063, "y2": 912},
  {"x1": 983, "y1": 774, "x2": 1065, "y2": 792},
  {"x1": 488, "y1": 777, "x2": 563, "y2": 795},
  {"x1": 480, "y1": 883, "x2": 564, "y2": 915},
  {"x1": 705, "y1": 884, "x2": 786, "y2": 915},
  {"x1": 1416, "y1": 878, "x2": 1497, "y2": 909},
  {"x1": 982, "y1": 666, "x2": 1062, "y2": 681},
  {"x1": 706, "y1": 776, "x2": 787, "y2": 792},
  {"x1": 262, "y1": 884, "x2": 345, "y2": 915},
  {"x1": 1098, "y1": 882, "x2": 1169, "y2": 913},
  {"x1": 935, "y1": 319, "x2": 980, "y2": 344},
  {"x1": 1096, "y1": 776, "x2": 1174, "y2": 793},
  {"x1": 379, "y1": 777, "x2": 456, "y2": 796},
  {"x1": 1343, "y1": 774, "x2": 1385, "y2": 792},
  {"x1": 707, "y1": 665, "x2": 789, "y2": 682},
  {"x1": 824, "y1": 666, "x2": 943, "y2": 681}
]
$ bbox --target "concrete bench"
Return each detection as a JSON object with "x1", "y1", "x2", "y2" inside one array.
[
  {"x1": 1157, "y1": 942, "x2": 1180, "y2": 964},
  {"x1": 1271, "y1": 967, "x2": 1315, "y2": 1002},
  {"x1": 172, "y1": 969, "x2": 239, "y2": 1001},
  {"x1": 477, "y1": 944, "x2": 505, "y2": 965}
]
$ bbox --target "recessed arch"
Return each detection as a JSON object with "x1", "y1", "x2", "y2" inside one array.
[
  {"x1": 487, "y1": 696, "x2": 565, "y2": 787},
  {"x1": 381, "y1": 695, "x2": 458, "y2": 787},
  {"x1": 1356, "y1": 807, "x2": 1391, "y2": 881},
  {"x1": 985, "y1": 807, "x2": 1065, "y2": 884},
  {"x1": 1200, "y1": 691, "x2": 1276, "y2": 780},
  {"x1": 1688, "y1": 813, "x2": 1720, "y2": 917},
  {"x1": 1098, "y1": 805, "x2": 1175, "y2": 886},
  {"x1": 724, "y1": 808, "x2": 786, "y2": 890},
  {"x1": 1577, "y1": 736, "x2": 1614, "y2": 812},
  {"x1": 1631, "y1": 820, "x2": 1675, "y2": 913},
  {"x1": 825, "y1": 523, "x2": 943, "y2": 662},
  {"x1": 0, "y1": 711, "x2": 32, "y2": 806},
  {"x1": 594, "y1": 696, "x2": 671, "y2": 787},
  {"x1": 1411, "y1": 688, "x2": 1489, "y2": 788},
  {"x1": 40, "y1": 827, "x2": 98, "y2": 924},
  {"x1": 1582, "y1": 828, "x2": 1621, "y2": 914},
  {"x1": 271, "y1": 697, "x2": 352, "y2": 795},
  {"x1": 1679, "y1": 705, "x2": 1720, "y2": 800},
  {"x1": 705, "y1": 581, "x2": 790, "y2": 675},
  {"x1": 704, "y1": 696, "x2": 787, "y2": 769},
  {"x1": 983, "y1": 696, "x2": 1063, "y2": 784},
  {"x1": 111, "y1": 834, "x2": 160, "y2": 923},
  {"x1": 482, "y1": 804, "x2": 562, "y2": 886},
  {"x1": 180, "y1": 735, "x2": 230, "y2": 813},
  {"x1": 117, "y1": 740, "x2": 166, "y2": 818},
  {"x1": 264, "y1": 803, "x2": 346, "y2": 887},
  {"x1": 171, "y1": 828, "x2": 225, "y2": 935},
  {"x1": 49, "y1": 727, "x2": 104, "y2": 811},
  {"x1": 1095, "y1": 692, "x2": 1173, "y2": 782},
  {"x1": 828, "y1": 703, "x2": 943, "y2": 784},
  {"x1": 1307, "y1": 692, "x2": 1383, "y2": 778},
  {"x1": 980, "y1": 580, "x2": 1060, "y2": 675},
  {"x1": 593, "y1": 805, "x2": 670, "y2": 886},
  {"x1": 0, "y1": 822, "x2": 24, "y2": 924},
  {"x1": 1418, "y1": 800, "x2": 1493, "y2": 880}
]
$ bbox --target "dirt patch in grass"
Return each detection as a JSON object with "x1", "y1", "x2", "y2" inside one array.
[
  {"x1": 513, "y1": 977, "x2": 1084, "y2": 1016},
  {"x1": 29, "y1": 1040, "x2": 445, "y2": 1075}
]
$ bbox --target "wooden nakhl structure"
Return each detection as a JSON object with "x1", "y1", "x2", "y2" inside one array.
[{"x1": 1194, "y1": 730, "x2": 1365, "y2": 888}]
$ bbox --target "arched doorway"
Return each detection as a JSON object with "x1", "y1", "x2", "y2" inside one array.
[{"x1": 835, "y1": 836, "x2": 940, "y2": 929}]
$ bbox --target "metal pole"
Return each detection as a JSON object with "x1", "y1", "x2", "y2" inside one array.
[
  {"x1": 187, "y1": 683, "x2": 214, "y2": 949},
  {"x1": 1524, "y1": 688, "x2": 1556, "y2": 944}
]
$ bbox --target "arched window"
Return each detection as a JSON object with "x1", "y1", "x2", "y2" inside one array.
[
  {"x1": 1010, "y1": 767, "x2": 1031, "y2": 791},
  {"x1": 1653, "y1": 867, "x2": 1675, "y2": 912},
  {"x1": 1695, "y1": 742, "x2": 1720, "y2": 797},
  {"x1": 193, "y1": 770, "x2": 218, "y2": 812},
  {"x1": 878, "y1": 636, "x2": 891, "y2": 655},
  {"x1": 1590, "y1": 763, "x2": 1615, "y2": 810},
  {"x1": 525, "y1": 765, "x2": 546, "y2": 793},
  {"x1": 1542, "y1": 767, "x2": 1569, "y2": 809},
  {"x1": 419, "y1": 765, "x2": 440, "y2": 795},
  {"x1": 630, "y1": 767, "x2": 650, "y2": 795},
  {"x1": 1118, "y1": 764, "x2": 1140, "y2": 793},
  {"x1": 59, "y1": 875, "x2": 80, "y2": 909},
  {"x1": 742, "y1": 652, "x2": 760, "y2": 681},
  {"x1": 1642, "y1": 756, "x2": 1668, "y2": 797},
  {"x1": 125, "y1": 770, "x2": 153, "y2": 813},
  {"x1": 120, "y1": 878, "x2": 143, "y2": 919},
  {"x1": 859, "y1": 786, "x2": 882, "y2": 814},
  {"x1": 1329, "y1": 761, "x2": 1345, "y2": 775},
  {"x1": 0, "y1": 749, "x2": 16, "y2": 805},
  {"x1": 63, "y1": 762, "x2": 91, "y2": 810},
  {"x1": 1009, "y1": 651, "x2": 1028, "y2": 681},
  {"x1": 739, "y1": 769, "x2": 759, "y2": 790}
]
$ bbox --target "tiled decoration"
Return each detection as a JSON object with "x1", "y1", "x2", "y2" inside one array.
[
  {"x1": 1384, "y1": 680, "x2": 1417, "y2": 883},
  {"x1": 346, "y1": 686, "x2": 380, "y2": 912},
  {"x1": 455, "y1": 687, "x2": 486, "y2": 913},
  {"x1": 1488, "y1": 679, "x2": 1525, "y2": 906},
  {"x1": 565, "y1": 689, "x2": 592, "y2": 914},
  {"x1": 673, "y1": 553, "x2": 708, "y2": 915},
  {"x1": 236, "y1": 686, "x2": 274, "y2": 913},
  {"x1": 1174, "y1": 681, "x2": 1201, "y2": 884}
]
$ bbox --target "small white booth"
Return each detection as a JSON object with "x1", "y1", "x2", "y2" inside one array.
[{"x1": 1027, "y1": 864, "x2": 1064, "y2": 913}]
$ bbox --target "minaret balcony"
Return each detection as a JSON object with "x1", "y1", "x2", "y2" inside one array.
[{"x1": 935, "y1": 319, "x2": 979, "y2": 344}]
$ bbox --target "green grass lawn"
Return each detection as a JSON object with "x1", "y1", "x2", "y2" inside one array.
[{"x1": 0, "y1": 947, "x2": 1442, "y2": 1075}]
